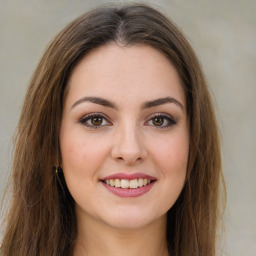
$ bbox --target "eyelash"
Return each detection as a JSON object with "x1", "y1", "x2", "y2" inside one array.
[
  {"x1": 145, "y1": 114, "x2": 176, "y2": 128},
  {"x1": 79, "y1": 113, "x2": 176, "y2": 129},
  {"x1": 79, "y1": 113, "x2": 111, "y2": 129}
]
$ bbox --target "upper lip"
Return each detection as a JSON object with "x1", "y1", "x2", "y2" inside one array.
[{"x1": 101, "y1": 172, "x2": 157, "y2": 181}]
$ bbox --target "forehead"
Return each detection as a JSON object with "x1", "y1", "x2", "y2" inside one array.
[{"x1": 65, "y1": 43, "x2": 185, "y2": 108}]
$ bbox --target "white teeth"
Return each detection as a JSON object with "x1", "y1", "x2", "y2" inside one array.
[
  {"x1": 114, "y1": 179, "x2": 121, "y2": 188},
  {"x1": 110, "y1": 179, "x2": 115, "y2": 186},
  {"x1": 130, "y1": 179, "x2": 138, "y2": 189},
  {"x1": 120, "y1": 179, "x2": 130, "y2": 188},
  {"x1": 104, "y1": 178, "x2": 152, "y2": 189},
  {"x1": 138, "y1": 178, "x2": 143, "y2": 187}
]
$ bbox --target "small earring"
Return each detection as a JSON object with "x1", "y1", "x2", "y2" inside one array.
[{"x1": 53, "y1": 165, "x2": 62, "y2": 174}]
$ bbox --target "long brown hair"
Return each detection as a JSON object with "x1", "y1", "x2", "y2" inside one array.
[{"x1": 1, "y1": 3, "x2": 225, "y2": 256}]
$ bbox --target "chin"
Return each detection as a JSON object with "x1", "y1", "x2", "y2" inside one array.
[{"x1": 102, "y1": 209, "x2": 165, "y2": 230}]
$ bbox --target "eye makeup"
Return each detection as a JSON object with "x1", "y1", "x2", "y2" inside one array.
[
  {"x1": 78, "y1": 111, "x2": 177, "y2": 130},
  {"x1": 145, "y1": 113, "x2": 177, "y2": 129},
  {"x1": 79, "y1": 113, "x2": 112, "y2": 129}
]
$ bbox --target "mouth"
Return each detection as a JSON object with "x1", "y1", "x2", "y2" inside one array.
[
  {"x1": 100, "y1": 173, "x2": 156, "y2": 197},
  {"x1": 102, "y1": 178, "x2": 153, "y2": 189}
]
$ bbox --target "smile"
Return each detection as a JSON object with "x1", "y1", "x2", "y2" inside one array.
[
  {"x1": 100, "y1": 173, "x2": 156, "y2": 197},
  {"x1": 104, "y1": 178, "x2": 152, "y2": 189}
]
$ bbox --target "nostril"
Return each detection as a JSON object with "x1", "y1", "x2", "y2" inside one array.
[
  {"x1": 111, "y1": 140, "x2": 147, "y2": 164},
  {"x1": 115, "y1": 155, "x2": 143, "y2": 164}
]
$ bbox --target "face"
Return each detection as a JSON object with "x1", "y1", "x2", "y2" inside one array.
[{"x1": 60, "y1": 43, "x2": 189, "y2": 230}]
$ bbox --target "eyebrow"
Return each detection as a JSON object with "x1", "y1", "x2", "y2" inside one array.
[
  {"x1": 71, "y1": 96, "x2": 117, "y2": 109},
  {"x1": 71, "y1": 96, "x2": 183, "y2": 111},
  {"x1": 142, "y1": 97, "x2": 184, "y2": 111}
]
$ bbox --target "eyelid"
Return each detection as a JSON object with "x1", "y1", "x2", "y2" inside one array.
[
  {"x1": 78, "y1": 112, "x2": 112, "y2": 128},
  {"x1": 145, "y1": 113, "x2": 177, "y2": 127}
]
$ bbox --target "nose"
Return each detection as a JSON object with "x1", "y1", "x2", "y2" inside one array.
[{"x1": 111, "y1": 124, "x2": 147, "y2": 165}]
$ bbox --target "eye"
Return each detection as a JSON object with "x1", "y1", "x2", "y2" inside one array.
[
  {"x1": 79, "y1": 113, "x2": 111, "y2": 128},
  {"x1": 146, "y1": 114, "x2": 176, "y2": 128}
]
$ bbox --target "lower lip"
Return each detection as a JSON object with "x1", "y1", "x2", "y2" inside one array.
[{"x1": 101, "y1": 181, "x2": 156, "y2": 197}]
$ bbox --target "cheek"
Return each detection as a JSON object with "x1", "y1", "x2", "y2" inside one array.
[
  {"x1": 149, "y1": 130, "x2": 189, "y2": 209},
  {"x1": 60, "y1": 127, "x2": 100, "y2": 170},
  {"x1": 59, "y1": 130, "x2": 105, "y2": 206},
  {"x1": 59, "y1": 127, "x2": 112, "y2": 191},
  {"x1": 154, "y1": 132, "x2": 189, "y2": 173},
  {"x1": 159, "y1": 141, "x2": 188, "y2": 191},
  {"x1": 60, "y1": 134, "x2": 89, "y2": 193},
  {"x1": 60, "y1": 134, "x2": 88, "y2": 170}
]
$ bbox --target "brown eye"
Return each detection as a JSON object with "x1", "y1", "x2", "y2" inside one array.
[
  {"x1": 91, "y1": 116, "x2": 103, "y2": 126},
  {"x1": 152, "y1": 117, "x2": 164, "y2": 126},
  {"x1": 146, "y1": 114, "x2": 176, "y2": 128},
  {"x1": 79, "y1": 113, "x2": 111, "y2": 128}
]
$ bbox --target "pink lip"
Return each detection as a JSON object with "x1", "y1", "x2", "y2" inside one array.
[
  {"x1": 101, "y1": 181, "x2": 156, "y2": 197},
  {"x1": 101, "y1": 172, "x2": 156, "y2": 181},
  {"x1": 100, "y1": 172, "x2": 157, "y2": 198}
]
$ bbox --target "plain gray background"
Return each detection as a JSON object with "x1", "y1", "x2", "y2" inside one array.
[{"x1": 0, "y1": 0, "x2": 255, "y2": 255}]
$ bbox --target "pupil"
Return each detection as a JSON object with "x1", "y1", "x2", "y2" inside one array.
[
  {"x1": 92, "y1": 117, "x2": 102, "y2": 126},
  {"x1": 153, "y1": 117, "x2": 163, "y2": 126}
]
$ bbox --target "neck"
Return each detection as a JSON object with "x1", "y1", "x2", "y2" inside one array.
[{"x1": 73, "y1": 214, "x2": 169, "y2": 256}]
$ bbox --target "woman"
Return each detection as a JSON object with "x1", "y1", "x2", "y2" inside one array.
[{"x1": 1, "y1": 3, "x2": 225, "y2": 256}]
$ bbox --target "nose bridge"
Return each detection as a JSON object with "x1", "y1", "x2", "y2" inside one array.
[{"x1": 112, "y1": 119, "x2": 146, "y2": 164}]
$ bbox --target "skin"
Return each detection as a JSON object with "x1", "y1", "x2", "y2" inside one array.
[{"x1": 60, "y1": 43, "x2": 189, "y2": 256}]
